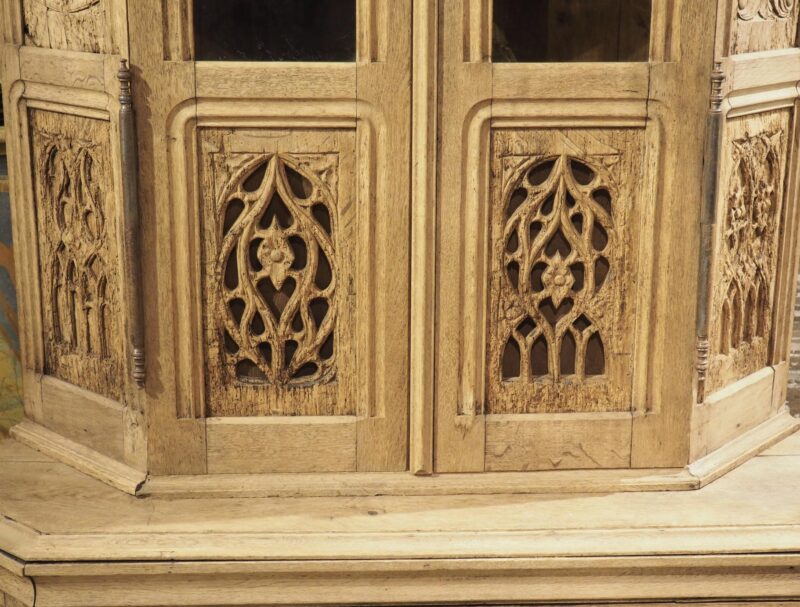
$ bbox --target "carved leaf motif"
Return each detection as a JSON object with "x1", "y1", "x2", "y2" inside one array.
[
  {"x1": 214, "y1": 154, "x2": 337, "y2": 387},
  {"x1": 738, "y1": 0, "x2": 795, "y2": 20}
]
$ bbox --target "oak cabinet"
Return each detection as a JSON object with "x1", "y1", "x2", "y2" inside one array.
[{"x1": 2, "y1": 0, "x2": 799, "y2": 495}]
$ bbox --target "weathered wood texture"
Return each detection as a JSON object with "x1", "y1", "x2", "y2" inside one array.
[
  {"x1": 22, "y1": 0, "x2": 114, "y2": 54},
  {"x1": 29, "y1": 109, "x2": 124, "y2": 402},
  {"x1": 708, "y1": 109, "x2": 793, "y2": 394},
  {"x1": 488, "y1": 129, "x2": 641, "y2": 414},
  {"x1": 729, "y1": 0, "x2": 799, "y2": 54},
  {"x1": 200, "y1": 129, "x2": 356, "y2": 417}
]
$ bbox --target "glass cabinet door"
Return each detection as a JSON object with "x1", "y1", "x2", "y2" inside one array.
[
  {"x1": 433, "y1": 0, "x2": 716, "y2": 472},
  {"x1": 132, "y1": 0, "x2": 411, "y2": 474}
]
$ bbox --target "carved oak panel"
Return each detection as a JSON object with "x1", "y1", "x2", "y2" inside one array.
[
  {"x1": 23, "y1": 0, "x2": 113, "y2": 53},
  {"x1": 708, "y1": 109, "x2": 791, "y2": 393},
  {"x1": 200, "y1": 128, "x2": 357, "y2": 417},
  {"x1": 730, "y1": 0, "x2": 798, "y2": 54},
  {"x1": 30, "y1": 110, "x2": 123, "y2": 401},
  {"x1": 487, "y1": 129, "x2": 642, "y2": 414}
]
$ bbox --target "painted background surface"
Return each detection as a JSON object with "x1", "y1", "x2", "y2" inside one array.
[{"x1": 0, "y1": 136, "x2": 22, "y2": 437}]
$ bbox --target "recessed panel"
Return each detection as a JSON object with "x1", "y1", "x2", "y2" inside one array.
[
  {"x1": 492, "y1": 0, "x2": 652, "y2": 62},
  {"x1": 30, "y1": 109, "x2": 124, "y2": 401},
  {"x1": 487, "y1": 128, "x2": 643, "y2": 414},
  {"x1": 730, "y1": 0, "x2": 799, "y2": 54},
  {"x1": 200, "y1": 128, "x2": 357, "y2": 417},
  {"x1": 23, "y1": 0, "x2": 112, "y2": 53},
  {"x1": 708, "y1": 109, "x2": 792, "y2": 393},
  {"x1": 194, "y1": 0, "x2": 357, "y2": 61}
]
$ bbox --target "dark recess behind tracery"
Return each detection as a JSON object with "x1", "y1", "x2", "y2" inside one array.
[{"x1": 194, "y1": 0, "x2": 356, "y2": 62}]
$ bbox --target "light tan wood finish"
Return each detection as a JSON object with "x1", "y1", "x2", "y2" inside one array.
[
  {"x1": 434, "y1": 0, "x2": 718, "y2": 473},
  {"x1": 38, "y1": 376, "x2": 125, "y2": 460},
  {"x1": 693, "y1": 0, "x2": 800, "y2": 461},
  {"x1": 2, "y1": 433, "x2": 800, "y2": 605},
  {"x1": 2, "y1": 0, "x2": 800, "y2": 502},
  {"x1": 1, "y1": 0, "x2": 146, "y2": 473},
  {"x1": 10, "y1": 421, "x2": 146, "y2": 494},
  {"x1": 128, "y1": 0, "x2": 412, "y2": 475},
  {"x1": 29, "y1": 107, "x2": 124, "y2": 401}
]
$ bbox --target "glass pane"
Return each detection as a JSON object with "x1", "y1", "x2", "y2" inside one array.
[
  {"x1": 194, "y1": 0, "x2": 357, "y2": 62},
  {"x1": 492, "y1": 0, "x2": 652, "y2": 62}
]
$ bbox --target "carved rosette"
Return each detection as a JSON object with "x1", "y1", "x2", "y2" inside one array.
[
  {"x1": 31, "y1": 110, "x2": 123, "y2": 400},
  {"x1": 708, "y1": 112, "x2": 789, "y2": 393},
  {"x1": 209, "y1": 152, "x2": 339, "y2": 393},
  {"x1": 487, "y1": 130, "x2": 639, "y2": 414}
]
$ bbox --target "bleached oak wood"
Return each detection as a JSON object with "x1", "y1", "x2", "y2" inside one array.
[
  {"x1": 0, "y1": 435, "x2": 800, "y2": 604},
  {"x1": 2, "y1": 0, "x2": 799, "y2": 506},
  {"x1": 206, "y1": 417, "x2": 357, "y2": 474},
  {"x1": 37, "y1": 376, "x2": 125, "y2": 460},
  {"x1": 9, "y1": 421, "x2": 146, "y2": 495}
]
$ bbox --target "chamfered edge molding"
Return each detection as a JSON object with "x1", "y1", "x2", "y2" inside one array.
[
  {"x1": 9, "y1": 421, "x2": 147, "y2": 495},
  {"x1": 6, "y1": 410, "x2": 796, "y2": 500},
  {"x1": 5, "y1": 554, "x2": 800, "y2": 606}
]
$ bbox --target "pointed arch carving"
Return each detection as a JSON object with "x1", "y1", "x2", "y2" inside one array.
[
  {"x1": 31, "y1": 110, "x2": 123, "y2": 400},
  {"x1": 487, "y1": 129, "x2": 642, "y2": 414},
  {"x1": 200, "y1": 128, "x2": 357, "y2": 417},
  {"x1": 709, "y1": 110, "x2": 790, "y2": 393}
]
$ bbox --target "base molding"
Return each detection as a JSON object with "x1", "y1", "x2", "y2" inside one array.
[
  {"x1": 10, "y1": 411, "x2": 797, "y2": 500},
  {"x1": 16, "y1": 554, "x2": 800, "y2": 607},
  {"x1": 140, "y1": 410, "x2": 798, "y2": 499},
  {"x1": 9, "y1": 421, "x2": 147, "y2": 495}
]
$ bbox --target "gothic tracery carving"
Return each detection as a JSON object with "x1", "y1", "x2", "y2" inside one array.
[
  {"x1": 496, "y1": 155, "x2": 611, "y2": 385},
  {"x1": 709, "y1": 119, "x2": 787, "y2": 392},
  {"x1": 488, "y1": 130, "x2": 639, "y2": 414},
  {"x1": 32, "y1": 111, "x2": 123, "y2": 400},
  {"x1": 209, "y1": 153, "x2": 339, "y2": 392}
]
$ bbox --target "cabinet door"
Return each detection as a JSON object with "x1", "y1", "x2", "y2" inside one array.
[
  {"x1": 132, "y1": 0, "x2": 410, "y2": 474},
  {"x1": 433, "y1": 0, "x2": 717, "y2": 472}
]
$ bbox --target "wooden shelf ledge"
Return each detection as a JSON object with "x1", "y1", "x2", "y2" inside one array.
[{"x1": 0, "y1": 429, "x2": 799, "y2": 605}]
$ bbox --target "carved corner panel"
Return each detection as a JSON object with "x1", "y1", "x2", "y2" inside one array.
[
  {"x1": 23, "y1": 0, "x2": 113, "y2": 53},
  {"x1": 30, "y1": 109, "x2": 124, "y2": 401},
  {"x1": 200, "y1": 128, "x2": 357, "y2": 417},
  {"x1": 708, "y1": 109, "x2": 792, "y2": 393},
  {"x1": 487, "y1": 129, "x2": 642, "y2": 414},
  {"x1": 730, "y1": 0, "x2": 798, "y2": 54}
]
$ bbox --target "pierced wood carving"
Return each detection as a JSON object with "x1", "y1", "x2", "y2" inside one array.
[
  {"x1": 201, "y1": 129, "x2": 356, "y2": 417},
  {"x1": 708, "y1": 110, "x2": 790, "y2": 393},
  {"x1": 731, "y1": 0, "x2": 798, "y2": 53},
  {"x1": 487, "y1": 130, "x2": 641, "y2": 414},
  {"x1": 23, "y1": 0, "x2": 111, "y2": 53},
  {"x1": 31, "y1": 110, "x2": 123, "y2": 401}
]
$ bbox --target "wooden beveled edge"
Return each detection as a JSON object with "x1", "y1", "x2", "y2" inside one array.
[
  {"x1": 0, "y1": 558, "x2": 33, "y2": 607},
  {"x1": 139, "y1": 413, "x2": 797, "y2": 500},
  {"x1": 9, "y1": 421, "x2": 146, "y2": 495},
  {"x1": 688, "y1": 408, "x2": 800, "y2": 487},
  {"x1": 140, "y1": 467, "x2": 695, "y2": 499},
  {"x1": 6, "y1": 411, "x2": 795, "y2": 501},
  {"x1": 13, "y1": 556, "x2": 800, "y2": 606}
]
